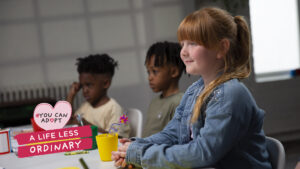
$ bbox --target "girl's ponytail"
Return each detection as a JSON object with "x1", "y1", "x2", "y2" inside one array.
[{"x1": 233, "y1": 16, "x2": 251, "y2": 76}]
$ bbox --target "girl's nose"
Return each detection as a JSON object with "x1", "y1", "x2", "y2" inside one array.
[{"x1": 180, "y1": 47, "x2": 187, "y2": 58}]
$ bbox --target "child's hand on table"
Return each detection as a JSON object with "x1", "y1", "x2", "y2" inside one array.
[{"x1": 112, "y1": 138, "x2": 133, "y2": 168}]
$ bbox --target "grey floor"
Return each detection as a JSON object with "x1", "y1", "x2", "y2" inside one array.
[{"x1": 284, "y1": 140, "x2": 300, "y2": 169}]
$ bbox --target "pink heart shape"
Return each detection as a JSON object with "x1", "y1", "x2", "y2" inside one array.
[{"x1": 33, "y1": 101, "x2": 72, "y2": 130}]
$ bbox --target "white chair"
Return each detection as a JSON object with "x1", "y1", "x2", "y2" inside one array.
[
  {"x1": 127, "y1": 108, "x2": 143, "y2": 138},
  {"x1": 266, "y1": 136, "x2": 285, "y2": 169},
  {"x1": 195, "y1": 137, "x2": 285, "y2": 169}
]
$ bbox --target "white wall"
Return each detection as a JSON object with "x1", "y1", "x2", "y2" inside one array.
[{"x1": 0, "y1": 0, "x2": 197, "y2": 125}]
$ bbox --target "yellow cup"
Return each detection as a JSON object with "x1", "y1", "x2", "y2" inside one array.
[{"x1": 96, "y1": 133, "x2": 118, "y2": 161}]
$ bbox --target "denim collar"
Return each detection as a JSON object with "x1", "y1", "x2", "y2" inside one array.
[{"x1": 187, "y1": 77, "x2": 204, "y2": 95}]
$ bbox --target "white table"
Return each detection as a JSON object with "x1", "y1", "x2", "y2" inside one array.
[{"x1": 0, "y1": 149, "x2": 116, "y2": 169}]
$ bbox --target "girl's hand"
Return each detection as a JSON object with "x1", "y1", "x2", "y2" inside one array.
[
  {"x1": 118, "y1": 142, "x2": 131, "y2": 153},
  {"x1": 112, "y1": 151, "x2": 133, "y2": 168},
  {"x1": 114, "y1": 156, "x2": 124, "y2": 167},
  {"x1": 112, "y1": 142, "x2": 133, "y2": 169},
  {"x1": 111, "y1": 151, "x2": 122, "y2": 161},
  {"x1": 119, "y1": 138, "x2": 131, "y2": 144},
  {"x1": 112, "y1": 151, "x2": 123, "y2": 167}
]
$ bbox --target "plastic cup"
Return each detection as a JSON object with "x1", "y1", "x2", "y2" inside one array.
[{"x1": 95, "y1": 133, "x2": 118, "y2": 161}]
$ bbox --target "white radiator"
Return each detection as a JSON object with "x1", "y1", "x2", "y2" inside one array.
[{"x1": 0, "y1": 83, "x2": 83, "y2": 110}]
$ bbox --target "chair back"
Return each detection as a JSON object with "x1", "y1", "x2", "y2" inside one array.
[
  {"x1": 127, "y1": 108, "x2": 143, "y2": 138},
  {"x1": 266, "y1": 136, "x2": 285, "y2": 169}
]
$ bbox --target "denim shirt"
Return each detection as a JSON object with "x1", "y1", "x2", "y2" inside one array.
[{"x1": 126, "y1": 78, "x2": 272, "y2": 169}]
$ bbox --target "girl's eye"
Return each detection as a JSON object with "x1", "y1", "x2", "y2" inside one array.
[{"x1": 190, "y1": 42, "x2": 197, "y2": 46}]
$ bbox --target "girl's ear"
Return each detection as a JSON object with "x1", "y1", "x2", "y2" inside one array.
[
  {"x1": 217, "y1": 38, "x2": 230, "y2": 59},
  {"x1": 170, "y1": 66, "x2": 180, "y2": 78}
]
